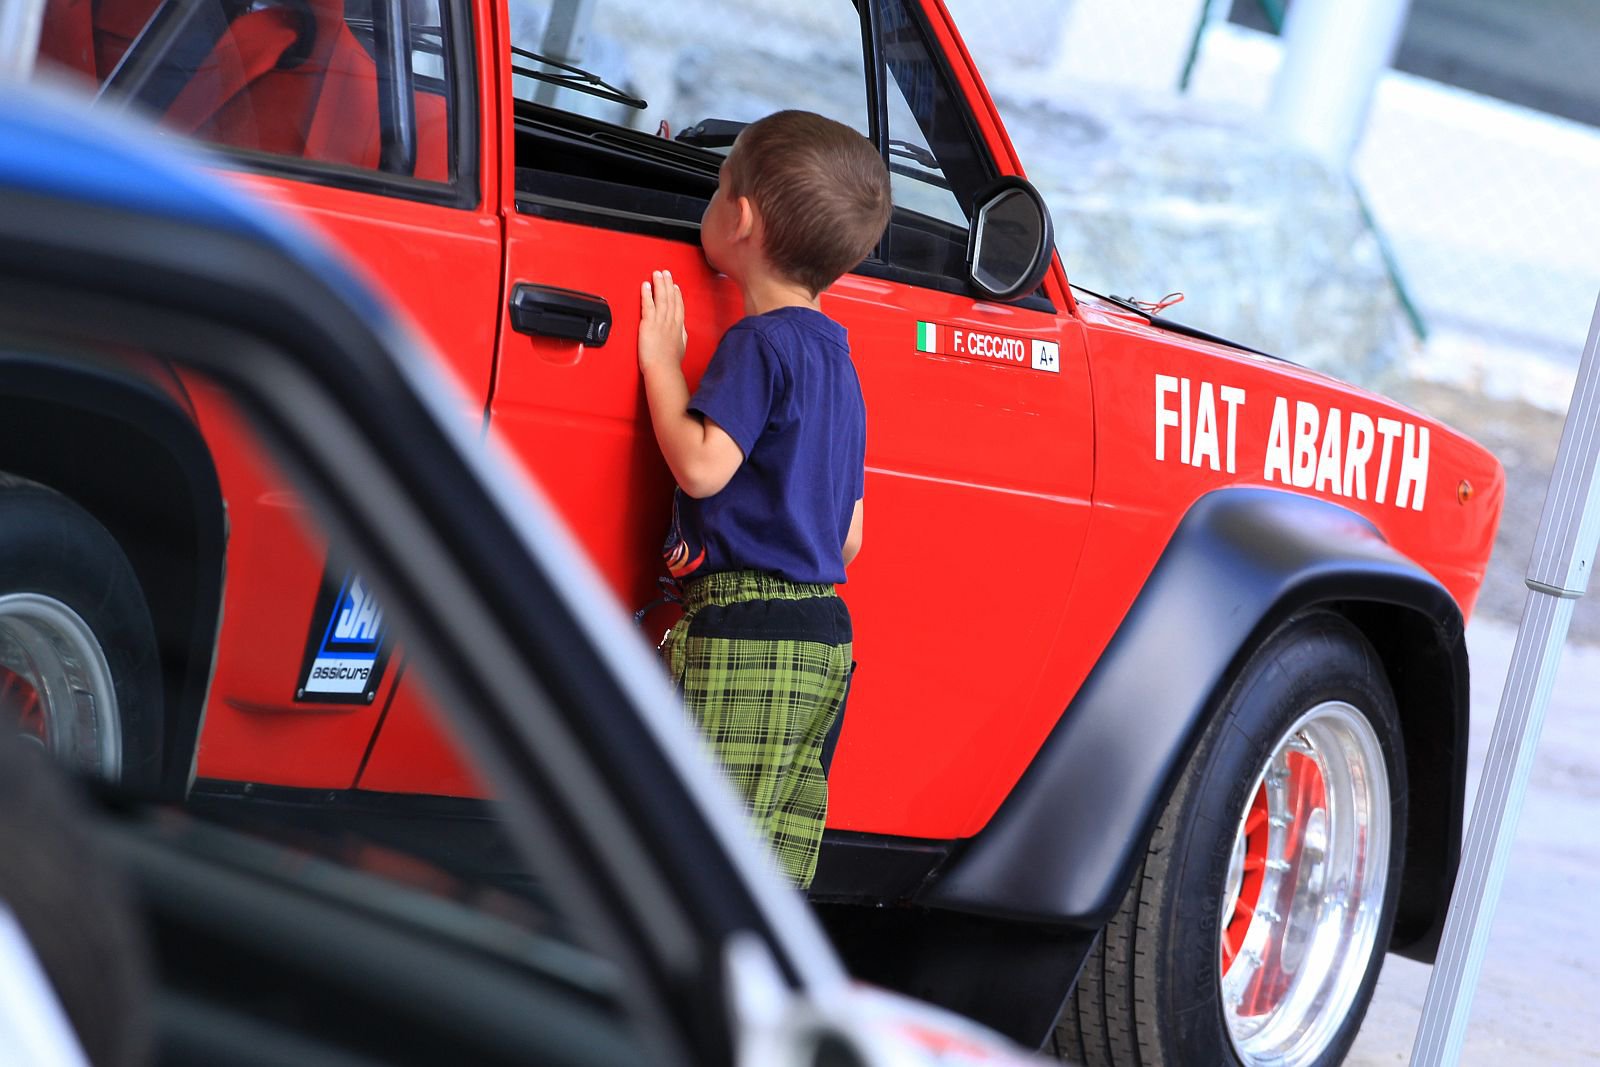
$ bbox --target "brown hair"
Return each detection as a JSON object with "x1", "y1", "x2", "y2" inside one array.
[{"x1": 723, "y1": 110, "x2": 893, "y2": 297}]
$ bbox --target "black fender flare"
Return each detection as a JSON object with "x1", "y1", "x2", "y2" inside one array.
[
  {"x1": 919, "y1": 487, "x2": 1468, "y2": 959},
  {"x1": 0, "y1": 356, "x2": 225, "y2": 799}
]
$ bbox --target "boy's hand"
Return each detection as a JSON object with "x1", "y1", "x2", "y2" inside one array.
[
  {"x1": 637, "y1": 268, "x2": 740, "y2": 497},
  {"x1": 638, "y1": 270, "x2": 687, "y2": 372}
]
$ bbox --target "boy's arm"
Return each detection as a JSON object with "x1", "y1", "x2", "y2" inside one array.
[
  {"x1": 842, "y1": 498, "x2": 864, "y2": 566},
  {"x1": 638, "y1": 271, "x2": 745, "y2": 498}
]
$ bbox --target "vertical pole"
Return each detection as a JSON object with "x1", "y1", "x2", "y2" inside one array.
[
  {"x1": 1411, "y1": 291, "x2": 1600, "y2": 1065},
  {"x1": 1177, "y1": 0, "x2": 1217, "y2": 93},
  {"x1": 1266, "y1": 0, "x2": 1412, "y2": 168}
]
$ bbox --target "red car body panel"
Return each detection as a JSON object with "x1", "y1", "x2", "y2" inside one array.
[{"x1": 122, "y1": 0, "x2": 1500, "y2": 843}]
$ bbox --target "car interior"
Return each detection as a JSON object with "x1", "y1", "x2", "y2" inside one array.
[{"x1": 37, "y1": 0, "x2": 453, "y2": 181}]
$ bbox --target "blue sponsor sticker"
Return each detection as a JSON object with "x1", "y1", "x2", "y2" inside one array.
[{"x1": 295, "y1": 565, "x2": 391, "y2": 704}]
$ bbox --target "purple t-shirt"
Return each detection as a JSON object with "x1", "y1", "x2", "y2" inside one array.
[{"x1": 662, "y1": 306, "x2": 866, "y2": 585}]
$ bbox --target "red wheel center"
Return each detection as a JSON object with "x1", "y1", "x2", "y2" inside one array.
[
  {"x1": 1223, "y1": 789, "x2": 1269, "y2": 969},
  {"x1": 1222, "y1": 750, "x2": 1328, "y2": 1017},
  {"x1": 0, "y1": 666, "x2": 46, "y2": 744}
]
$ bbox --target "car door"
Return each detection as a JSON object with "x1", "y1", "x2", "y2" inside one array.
[
  {"x1": 822, "y1": 0, "x2": 1093, "y2": 838},
  {"x1": 36, "y1": 0, "x2": 505, "y2": 786},
  {"x1": 485, "y1": 0, "x2": 879, "y2": 607}
]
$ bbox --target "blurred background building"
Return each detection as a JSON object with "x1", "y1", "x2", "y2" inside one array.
[
  {"x1": 937, "y1": 0, "x2": 1600, "y2": 657},
  {"x1": 946, "y1": 0, "x2": 1600, "y2": 412}
]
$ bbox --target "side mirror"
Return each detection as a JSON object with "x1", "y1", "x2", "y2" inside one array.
[{"x1": 965, "y1": 176, "x2": 1054, "y2": 302}]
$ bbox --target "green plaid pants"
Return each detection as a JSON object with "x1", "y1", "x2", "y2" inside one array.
[{"x1": 664, "y1": 571, "x2": 852, "y2": 889}]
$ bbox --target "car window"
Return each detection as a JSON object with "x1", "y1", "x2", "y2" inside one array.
[
  {"x1": 508, "y1": 0, "x2": 869, "y2": 140},
  {"x1": 510, "y1": 0, "x2": 870, "y2": 229},
  {"x1": 885, "y1": 73, "x2": 967, "y2": 229},
  {"x1": 505, "y1": 0, "x2": 1012, "y2": 296},
  {"x1": 34, "y1": 0, "x2": 461, "y2": 186},
  {"x1": 0, "y1": 92, "x2": 822, "y2": 1064},
  {"x1": 877, "y1": 0, "x2": 995, "y2": 282}
]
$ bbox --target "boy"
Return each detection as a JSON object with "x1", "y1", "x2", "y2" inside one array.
[{"x1": 636, "y1": 110, "x2": 891, "y2": 888}]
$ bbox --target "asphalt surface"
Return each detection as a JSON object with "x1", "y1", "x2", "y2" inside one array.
[{"x1": 1347, "y1": 616, "x2": 1600, "y2": 1063}]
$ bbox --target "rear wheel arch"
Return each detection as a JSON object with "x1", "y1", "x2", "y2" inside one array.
[
  {"x1": 1329, "y1": 599, "x2": 1466, "y2": 960},
  {"x1": 0, "y1": 358, "x2": 225, "y2": 797}
]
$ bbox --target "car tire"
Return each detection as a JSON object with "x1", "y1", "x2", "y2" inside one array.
[
  {"x1": 0, "y1": 479, "x2": 163, "y2": 789},
  {"x1": 1056, "y1": 612, "x2": 1406, "y2": 1067}
]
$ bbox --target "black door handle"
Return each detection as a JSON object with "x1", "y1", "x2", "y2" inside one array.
[{"x1": 509, "y1": 284, "x2": 611, "y2": 346}]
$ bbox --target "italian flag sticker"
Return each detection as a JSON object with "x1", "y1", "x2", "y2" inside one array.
[{"x1": 916, "y1": 321, "x2": 939, "y2": 353}]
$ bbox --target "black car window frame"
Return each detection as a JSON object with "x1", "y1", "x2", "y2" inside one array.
[
  {"x1": 865, "y1": 0, "x2": 1054, "y2": 311},
  {"x1": 871, "y1": 0, "x2": 985, "y2": 271}
]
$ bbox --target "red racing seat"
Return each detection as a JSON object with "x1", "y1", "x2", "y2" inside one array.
[
  {"x1": 39, "y1": 0, "x2": 448, "y2": 180},
  {"x1": 36, "y1": 0, "x2": 98, "y2": 80},
  {"x1": 169, "y1": 0, "x2": 369, "y2": 161},
  {"x1": 93, "y1": 0, "x2": 164, "y2": 82},
  {"x1": 412, "y1": 86, "x2": 448, "y2": 182}
]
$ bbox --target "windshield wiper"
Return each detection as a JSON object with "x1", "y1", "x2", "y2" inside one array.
[
  {"x1": 510, "y1": 45, "x2": 647, "y2": 110},
  {"x1": 889, "y1": 139, "x2": 939, "y2": 170}
]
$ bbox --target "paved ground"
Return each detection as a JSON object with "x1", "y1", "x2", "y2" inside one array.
[{"x1": 1347, "y1": 617, "x2": 1600, "y2": 1063}]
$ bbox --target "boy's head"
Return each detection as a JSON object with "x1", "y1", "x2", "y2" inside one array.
[{"x1": 706, "y1": 110, "x2": 892, "y2": 297}]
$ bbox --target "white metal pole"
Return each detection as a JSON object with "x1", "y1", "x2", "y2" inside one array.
[
  {"x1": 1267, "y1": 0, "x2": 1412, "y2": 169},
  {"x1": 1411, "y1": 291, "x2": 1600, "y2": 1065}
]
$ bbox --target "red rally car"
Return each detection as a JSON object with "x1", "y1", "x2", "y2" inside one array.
[{"x1": 23, "y1": 1, "x2": 1503, "y2": 1064}]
